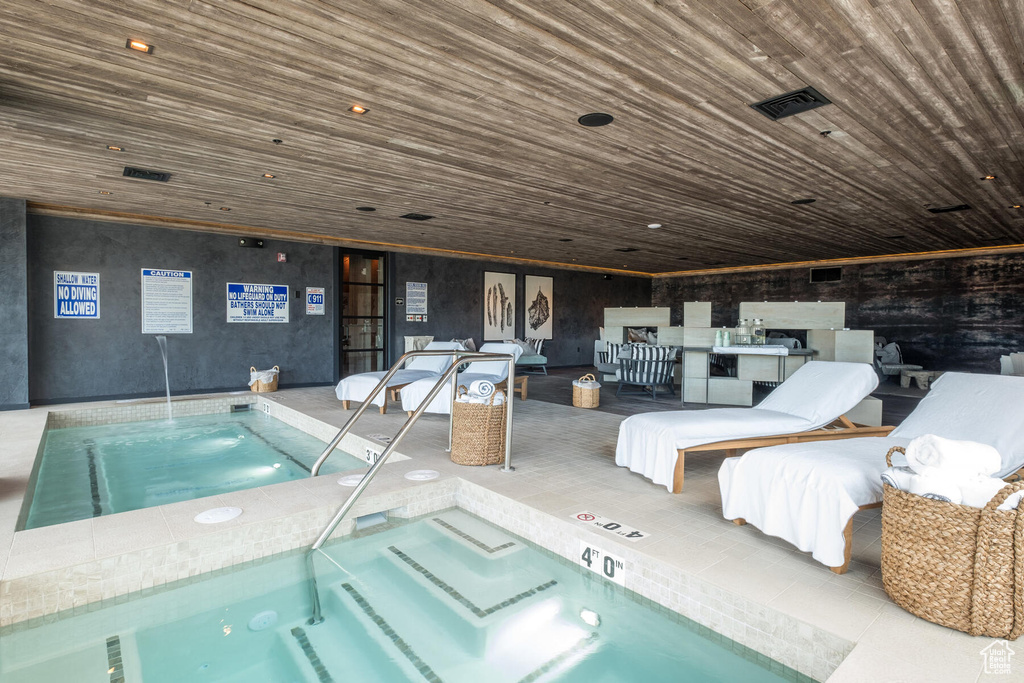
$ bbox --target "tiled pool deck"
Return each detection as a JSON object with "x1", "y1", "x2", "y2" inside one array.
[{"x1": 0, "y1": 388, "x2": 1007, "y2": 682}]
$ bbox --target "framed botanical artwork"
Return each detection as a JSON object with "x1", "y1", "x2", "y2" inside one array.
[
  {"x1": 524, "y1": 275, "x2": 553, "y2": 340},
  {"x1": 483, "y1": 272, "x2": 516, "y2": 340}
]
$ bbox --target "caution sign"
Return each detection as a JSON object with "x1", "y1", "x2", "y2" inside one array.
[{"x1": 54, "y1": 271, "x2": 100, "y2": 319}]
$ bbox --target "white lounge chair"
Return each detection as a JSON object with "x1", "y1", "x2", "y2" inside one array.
[
  {"x1": 334, "y1": 341, "x2": 463, "y2": 414},
  {"x1": 400, "y1": 342, "x2": 523, "y2": 415},
  {"x1": 615, "y1": 361, "x2": 882, "y2": 493},
  {"x1": 719, "y1": 372, "x2": 1024, "y2": 573}
]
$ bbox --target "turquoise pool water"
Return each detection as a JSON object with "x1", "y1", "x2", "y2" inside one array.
[
  {"x1": 0, "y1": 510, "x2": 812, "y2": 682},
  {"x1": 24, "y1": 412, "x2": 363, "y2": 529}
]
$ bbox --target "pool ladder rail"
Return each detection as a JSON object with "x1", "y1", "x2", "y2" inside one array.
[{"x1": 306, "y1": 349, "x2": 517, "y2": 625}]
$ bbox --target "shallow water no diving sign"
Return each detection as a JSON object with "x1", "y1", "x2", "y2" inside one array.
[
  {"x1": 571, "y1": 511, "x2": 649, "y2": 542},
  {"x1": 54, "y1": 271, "x2": 100, "y2": 319}
]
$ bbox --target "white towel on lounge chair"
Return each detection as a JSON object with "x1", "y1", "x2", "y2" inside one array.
[
  {"x1": 334, "y1": 341, "x2": 462, "y2": 407},
  {"x1": 615, "y1": 361, "x2": 879, "y2": 492},
  {"x1": 400, "y1": 343, "x2": 522, "y2": 415},
  {"x1": 719, "y1": 372, "x2": 1024, "y2": 568}
]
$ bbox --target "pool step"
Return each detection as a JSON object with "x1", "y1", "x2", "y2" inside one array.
[{"x1": 0, "y1": 631, "x2": 143, "y2": 683}]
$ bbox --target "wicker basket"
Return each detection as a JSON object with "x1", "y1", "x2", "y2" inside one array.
[
  {"x1": 450, "y1": 388, "x2": 507, "y2": 466},
  {"x1": 572, "y1": 374, "x2": 600, "y2": 409},
  {"x1": 881, "y1": 446, "x2": 1024, "y2": 639},
  {"x1": 250, "y1": 365, "x2": 280, "y2": 393}
]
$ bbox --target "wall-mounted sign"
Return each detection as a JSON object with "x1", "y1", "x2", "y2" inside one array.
[
  {"x1": 406, "y1": 282, "x2": 427, "y2": 315},
  {"x1": 306, "y1": 287, "x2": 325, "y2": 315},
  {"x1": 226, "y1": 282, "x2": 289, "y2": 323},
  {"x1": 54, "y1": 271, "x2": 100, "y2": 319},
  {"x1": 141, "y1": 269, "x2": 193, "y2": 334}
]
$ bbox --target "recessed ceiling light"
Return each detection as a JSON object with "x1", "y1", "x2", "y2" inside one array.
[
  {"x1": 98, "y1": 190, "x2": 113, "y2": 195},
  {"x1": 262, "y1": 173, "x2": 275, "y2": 179},
  {"x1": 558, "y1": 238, "x2": 573, "y2": 242},
  {"x1": 126, "y1": 39, "x2": 153, "y2": 54},
  {"x1": 791, "y1": 198, "x2": 816, "y2": 205},
  {"x1": 348, "y1": 105, "x2": 368, "y2": 114},
  {"x1": 219, "y1": 207, "x2": 231, "y2": 211},
  {"x1": 980, "y1": 175, "x2": 997, "y2": 180},
  {"x1": 615, "y1": 247, "x2": 638, "y2": 252},
  {"x1": 400, "y1": 213, "x2": 434, "y2": 221},
  {"x1": 355, "y1": 206, "x2": 376, "y2": 212},
  {"x1": 927, "y1": 204, "x2": 971, "y2": 214},
  {"x1": 272, "y1": 139, "x2": 283, "y2": 145},
  {"x1": 106, "y1": 145, "x2": 123, "y2": 152},
  {"x1": 885, "y1": 235, "x2": 906, "y2": 240},
  {"x1": 578, "y1": 113, "x2": 614, "y2": 127},
  {"x1": 677, "y1": 257, "x2": 689, "y2": 260},
  {"x1": 1011, "y1": 204, "x2": 1022, "y2": 209},
  {"x1": 647, "y1": 223, "x2": 662, "y2": 229}
]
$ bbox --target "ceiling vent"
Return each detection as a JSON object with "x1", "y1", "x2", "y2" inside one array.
[
  {"x1": 400, "y1": 213, "x2": 434, "y2": 221},
  {"x1": 123, "y1": 166, "x2": 171, "y2": 182},
  {"x1": 809, "y1": 266, "x2": 842, "y2": 283},
  {"x1": 751, "y1": 87, "x2": 832, "y2": 121},
  {"x1": 927, "y1": 204, "x2": 971, "y2": 214},
  {"x1": 614, "y1": 247, "x2": 638, "y2": 252}
]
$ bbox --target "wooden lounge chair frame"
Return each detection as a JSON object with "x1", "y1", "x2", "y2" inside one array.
[{"x1": 673, "y1": 416, "x2": 895, "y2": 493}]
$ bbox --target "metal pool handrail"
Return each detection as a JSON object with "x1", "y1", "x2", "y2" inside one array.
[{"x1": 306, "y1": 349, "x2": 517, "y2": 624}]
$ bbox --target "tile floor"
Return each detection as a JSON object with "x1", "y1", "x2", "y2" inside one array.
[{"x1": 0, "y1": 381, "x2": 1009, "y2": 682}]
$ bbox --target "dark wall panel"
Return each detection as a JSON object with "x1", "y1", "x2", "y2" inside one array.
[
  {"x1": 0, "y1": 199, "x2": 29, "y2": 410},
  {"x1": 388, "y1": 253, "x2": 651, "y2": 367},
  {"x1": 28, "y1": 216, "x2": 336, "y2": 402},
  {"x1": 653, "y1": 253, "x2": 1024, "y2": 373}
]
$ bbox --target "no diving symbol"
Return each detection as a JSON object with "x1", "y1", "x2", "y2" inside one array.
[{"x1": 577, "y1": 513, "x2": 595, "y2": 522}]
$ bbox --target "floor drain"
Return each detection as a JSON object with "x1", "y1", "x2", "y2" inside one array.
[
  {"x1": 338, "y1": 474, "x2": 365, "y2": 487},
  {"x1": 193, "y1": 507, "x2": 243, "y2": 524},
  {"x1": 405, "y1": 469, "x2": 440, "y2": 481}
]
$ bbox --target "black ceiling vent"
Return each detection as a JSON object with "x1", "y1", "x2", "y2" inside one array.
[
  {"x1": 809, "y1": 266, "x2": 842, "y2": 283},
  {"x1": 927, "y1": 204, "x2": 971, "y2": 214},
  {"x1": 751, "y1": 87, "x2": 832, "y2": 121},
  {"x1": 123, "y1": 166, "x2": 171, "y2": 182},
  {"x1": 400, "y1": 213, "x2": 434, "y2": 221},
  {"x1": 578, "y1": 113, "x2": 614, "y2": 127},
  {"x1": 614, "y1": 247, "x2": 638, "y2": 252},
  {"x1": 791, "y1": 198, "x2": 816, "y2": 205}
]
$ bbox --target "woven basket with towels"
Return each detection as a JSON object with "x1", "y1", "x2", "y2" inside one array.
[
  {"x1": 450, "y1": 386, "x2": 507, "y2": 466},
  {"x1": 249, "y1": 366, "x2": 280, "y2": 393},
  {"x1": 572, "y1": 374, "x2": 601, "y2": 409},
  {"x1": 881, "y1": 445, "x2": 1024, "y2": 639}
]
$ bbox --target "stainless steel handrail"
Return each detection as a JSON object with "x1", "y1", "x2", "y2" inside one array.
[{"x1": 306, "y1": 349, "x2": 516, "y2": 624}]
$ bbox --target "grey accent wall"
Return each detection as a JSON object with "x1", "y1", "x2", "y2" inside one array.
[
  {"x1": 28, "y1": 216, "x2": 336, "y2": 403},
  {"x1": 388, "y1": 252, "x2": 651, "y2": 367},
  {"x1": 0, "y1": 199, "x2": 29, "y2": 410},
  {"x1": 653, "y1": 253, "x2": 1024, "y2": 373}
]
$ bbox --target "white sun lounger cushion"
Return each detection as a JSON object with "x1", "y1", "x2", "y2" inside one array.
[
  {"x1": 719, "y1": 372, "x2": 1024, "y2": 567},
  {"x1": 334, "y1": 341, "x2": 462, "y2": 407},
  {"x1": 615, "y1": 361, "x2": 878, "y2": 492}
]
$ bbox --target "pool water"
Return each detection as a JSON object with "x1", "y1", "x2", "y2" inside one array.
[
  {"x1": 0, "y1": 510, "x2": 812, "y2": 682},
  {"x1": 24, "y1": 412, "x2": 363, "y2": 529}
]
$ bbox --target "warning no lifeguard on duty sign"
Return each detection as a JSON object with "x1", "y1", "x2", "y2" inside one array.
[{"x1": 54, "y1": 271, "x2": 100, "y2": 319}]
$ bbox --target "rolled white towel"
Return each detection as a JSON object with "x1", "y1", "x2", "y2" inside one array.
[
  {"x1": 467, "y1": 380, "x2": 496, "y2": 399},
  {"x1": 959, "y1": 476, "x2": 1012, "y2": 508},
  {"x1": 881, "y1": 466, "x2": 915, "y2": 491},
  {"x1": 906, "y1": 472, "x2": 963, "y2": 504},
  {"x1": 905, "y1": 434, "x2": 1001, "y2": 479}
]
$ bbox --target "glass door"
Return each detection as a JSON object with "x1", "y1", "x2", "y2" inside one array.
[{"x1": 340, "y1": 251, "x2": 386, "y2": 376}]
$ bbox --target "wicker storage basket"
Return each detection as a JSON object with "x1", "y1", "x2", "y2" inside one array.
[
  {"x1": 881, "y1": 446, "x2": 1024, "y2": 639},
  {"x1": 250, "y1": 365, "x2": 280, "y2": 393},
  {"x1": 572, "y1": 374, "x2": 600, "y2": 409},
  {"x1": 450, "y1": 388, "x2": 507, "y2": 466}
]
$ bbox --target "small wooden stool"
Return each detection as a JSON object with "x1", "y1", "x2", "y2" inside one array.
[{"x1": 900, "y1": 369, "x2": 943, "y2": 390}]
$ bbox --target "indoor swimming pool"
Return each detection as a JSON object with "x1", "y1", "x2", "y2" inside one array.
[
  {"x1": 0, "y1": 509, "x2": 811, "y2": 682},
  {"x1": 22, "y1": 411, "x2": 365, "y2": 529}
]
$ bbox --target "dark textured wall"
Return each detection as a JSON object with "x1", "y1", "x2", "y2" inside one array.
[
  {"x1": 653, "y1": 253, "x2": 1024, "y2": 373},
  {"x1": 0, "y1": 199, "x2": 29, "y2": 410},
  {"x1": 388, "y1": 253, "x2": 651, "y2": 367},
  {"x1": 28, "y1": 216, "x2": 336, "y2": 403}
]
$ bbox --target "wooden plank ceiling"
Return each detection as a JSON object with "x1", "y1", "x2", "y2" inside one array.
[{"x1": 1, "y1": 0, "x2": 1022, "y2": 273}]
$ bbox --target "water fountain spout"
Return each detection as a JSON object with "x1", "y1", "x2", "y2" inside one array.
[{"x1": 155, "y1": 335, "x2": 172, "y2": 421}]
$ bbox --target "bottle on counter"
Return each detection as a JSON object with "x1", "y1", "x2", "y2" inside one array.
[
  {"x1": 752, "y1": 318, "x2": 766, "y2": 345},
  {"x1": 735, "y1": 318, "x2": 750, "y2": 345}
]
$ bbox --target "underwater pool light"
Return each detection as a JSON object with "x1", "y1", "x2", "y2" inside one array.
[{"x1": 579, "y1": 608, "x2": 601, "y2": 627}]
